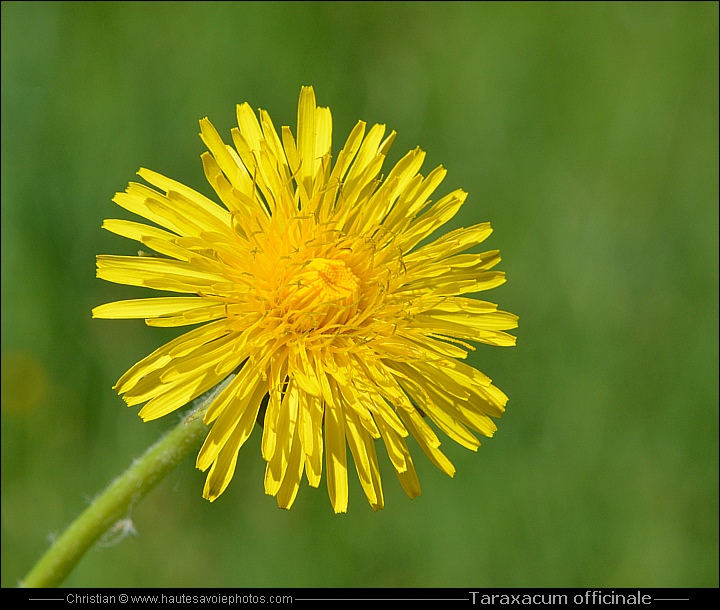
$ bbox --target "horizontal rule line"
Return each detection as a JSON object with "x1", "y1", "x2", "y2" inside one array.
[{"x1": 295, "y1": 599, "x2": 470, "y2": 602}]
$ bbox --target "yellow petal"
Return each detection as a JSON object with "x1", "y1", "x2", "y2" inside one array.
[
  {"x1": 93, "y1": 297, "x2": 223, "y2": 320},
  {"x1": 324, "y1": 382, "x2": 348, "y2": 514}
]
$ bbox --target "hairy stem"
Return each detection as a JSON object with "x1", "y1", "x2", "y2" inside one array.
[{"x1": 22, "y1": 411, "x2": 207, "y2": 588}]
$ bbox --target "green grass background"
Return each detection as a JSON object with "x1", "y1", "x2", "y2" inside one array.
[{"x1": 2, "y1": 1, "x2": 717, "y2": 588}]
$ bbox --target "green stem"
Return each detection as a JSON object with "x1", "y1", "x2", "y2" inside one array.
[{"x1": 21, "y1": 412, "x2": 208, "y2": 588}]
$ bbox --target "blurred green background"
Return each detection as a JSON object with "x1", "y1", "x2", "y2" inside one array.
[{"x1": 2, "y1": 1, "x2": 717, "y2": 588}]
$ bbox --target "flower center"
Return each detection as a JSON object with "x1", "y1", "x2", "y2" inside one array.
[
  {"x1": 306, "y1": 258, "x2": 359, "y2": 301},
  {"x1": 266, "y1": 256, "x2": 362, "y2": 334},
  {"x1": 294, "y1": 257, "x2": 360, "y2": 309}
]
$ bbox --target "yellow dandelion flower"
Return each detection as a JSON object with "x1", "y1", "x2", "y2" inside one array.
[{"x1": 93, "y1": 86, "x2": 518, "y2": 512}]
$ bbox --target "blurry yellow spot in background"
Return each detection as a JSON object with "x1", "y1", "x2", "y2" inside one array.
[{"x1": 1, "y1": 351, "x2": 48, "y2": 414}]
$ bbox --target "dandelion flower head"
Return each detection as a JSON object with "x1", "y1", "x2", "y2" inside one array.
[{"x1": 93, "y1": 87, "x2": 518, "y2": 512}]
